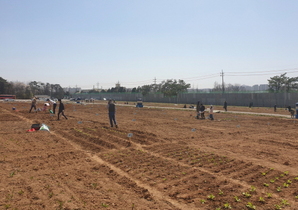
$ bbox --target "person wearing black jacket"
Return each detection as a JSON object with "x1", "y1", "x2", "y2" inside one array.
[
  {"x1": 200, "y1": 104, "x2": 206, "y2": 119},
  {"x1": 57, "y1": 99, "x2": 68, "y2": 120},
  {"x1": 196, "y1": 101, "x2": 201, "y2": 119},
  {"x1": 107, "y1": 100, "x2": 118, "y2": 128}
]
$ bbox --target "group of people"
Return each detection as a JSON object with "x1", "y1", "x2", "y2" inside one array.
[
  {"x1": 196, "y1": 101, "x2": 214, "y2": 120},
  {"x1": 29, "y1": 97, "x2": 67, "y2": 120}
]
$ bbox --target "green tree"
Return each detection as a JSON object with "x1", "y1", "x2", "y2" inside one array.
[
  {"x1": 160, "y1": 79, "x2": 190, "y2": 97},
  {"x1": 140, "y1": 85, "x2": 151, "y2": 96},
  {"x1": 268, "y1": 73, "x2": 298, "y2": 92},
  {"x1": 268, "y1": 73, "x2": 287, "y2": 92},
  {"x1": 0, "y1": 77, "x2": 10, "y2": 93}
]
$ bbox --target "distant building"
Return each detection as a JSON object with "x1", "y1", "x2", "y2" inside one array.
[
  {"x1": 35, "y1": 95, "x2": 51, "y2": 100},
  {"x1": 63, "y1": 87, "x2": 81, "y2": 94},
  {"x1": 259, "y1": 84, "x2": 269, "y2": 91}
]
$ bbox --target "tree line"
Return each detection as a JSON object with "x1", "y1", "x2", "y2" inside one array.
[
  {"x1": 1, "y1": 73, "x2": 297, "y2": 99},
  {"x1": 0, "y1": 77, "x2": 65, "y2": 99},
  {"x1": 99, "y1": 79, "x2": 191, "y2": 97}
]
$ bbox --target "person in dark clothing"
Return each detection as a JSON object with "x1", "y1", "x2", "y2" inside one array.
[
  {"x1": 196, "y1": 101, "x2": 201, "y2": 119},
  {"x1": 274, "y1": 104, "x2": 277, "y2": 112},
  {"x1": 223, "y1": 101, "x2": 227, "y2": 111},
  {"x1": 200, "y1": 104, "x2": 205, "y2": 119},
  {"x1": 107, "y1": 100, "x2": 118, "y2": 128},
  {"x1": 29, "y1": 97, "x2": 37, "y2": 113},
  {"x1": 287, "y1": 106, "x2": 292, "y2": 112},
  {"x1": 249, "y1": 102, "x2": 253, "y2": 108},
  {"x1": 57, "y1": 99, "x2": 67, "y2": 120}
]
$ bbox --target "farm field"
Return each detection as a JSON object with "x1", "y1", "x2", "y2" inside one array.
[{"x1": 0, "y1": 100, "x2": 298, "y2": 210}]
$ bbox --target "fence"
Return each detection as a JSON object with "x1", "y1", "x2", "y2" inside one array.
[{"x1": 73, "y1": 92, "x2": 298, "y2": 108}]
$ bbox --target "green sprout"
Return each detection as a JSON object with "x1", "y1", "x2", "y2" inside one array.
[
  {"x1": 242, "y1": 192, "x2": 251, "y2": 197},
  {"x1": 223, "y1": 203, "x2": 231, "y2": 209},
  {"x1": 246, "y1": 202, "x2": 256, "y2": 209},
  {"x1": 281, "y1": 199, "x2": 289, "y2": 205},
  {"x1": 259, "y1": 197, "x2": 265, "y2": 202},
  {"x1": 250, "y1": 186, "x2": 256, "y2": 192},
  {"x1": 200, "y1": 199, "x2": 206, "y2": 204},
  {"x1": 207, "y1": 194, "x2": 215, "y2": 200},
  {"x1": 274, "y1": 204, "x2": 282, "y2": 210},
  {"x1": 261, "y1": 172, "x2": 267, "y2": 176},
  {"x1": 101, "y1": 203, "x2": 109, "y2": 207},
  {"x1": 234, "y1": 196, "x2": 241, "y2": 202}
]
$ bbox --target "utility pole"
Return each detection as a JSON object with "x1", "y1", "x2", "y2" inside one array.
[{"x1": 220, "y1": 70, "x2": 225, "y2": 94}]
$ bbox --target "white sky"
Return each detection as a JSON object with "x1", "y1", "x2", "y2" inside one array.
[{"x1": 1, "y1": 0, "x2": 298, "y2": 89}]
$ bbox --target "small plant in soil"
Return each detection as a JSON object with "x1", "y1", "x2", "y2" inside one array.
[
  {"x1": 207, "y1": 194, "x2": 215, "y2": 200},
  {"x1": 218, "y1": 189, "x2": 224, "y2": 195},
  {"x1": 259, "y1": 197, "x2": 265, "y2": 202},
  {"x1": 223, "y1": 203, "x2": 231, "y2": 209},
  {"x1": 250, "y1": 185, "x2": 256, "y2": 192},
  {"x1": 18, "y1": 190, "x2": 24, "y2": 195},
  {"x1": 4, "y1": 204, "x2": 11, "y2": 209},
  {"x1": 9, "y1": 171, "x2": 15, "y2": 177},
  {"x1": 274, "y1": 204, "x2": 282, "y2": 210},
  {"x1": 246, "y1": 202, "x2": 256, "y2": 209},
  {"x1": 200, "y1": 199, "x2": 206, "y2": 204},
  {"x1": 281, "y1": 199, "x2": 289, "y2": 206},
  {"x1": 270, "y1": 179, "x2": 275, "y2": 183},
  {"x1": 276, "y1": 186, "x2": 282, "y2": 192},
  {"x1": 266, "y1": 192, "x2": 272, "y2": 198},
  {"x1": 242, "y1": 192, "x2": 251, "y2": 197},
  {"x1": 234, "y1": 196, "x2": 241, "y2": 202},
  {"x1": 283, "y1": 183, "x2": 289, "y2": 188},
  {"x1": 263, "y1": 183, "x2": 269, "y2": 187},
  {"x1": 49, "y1": 192, "x2": 54, "y2": 198},
  {"x1": 102, "y1": 203, "x2": 109, "y2": 207}
]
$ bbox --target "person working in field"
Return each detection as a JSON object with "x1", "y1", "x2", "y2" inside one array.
[
  {"x1": 29, "y1": 97, "x2": 37, "y2": 113},
  {"x1": 107, "y1": 99, "x2": 118, "y2": 128},
  {"x1": 223, "y1": 101, "x2": 228, "y2": 111},
  {"x1": 196, "y1": 101, "x2": 201, "y2": 119},
  {"x1": 200, "y1": 103, "x2": 206, "y2": 119},
  {"x1": 47, "y1": 98, "x2": 57, "y2": 114},
  {"x1": 42, "y1": 102, "x2": 50, "y2": 111},
  {"x1": 57, "y1": 99, "x2": 68, "y2": 120},
  {"x1": 209, "y1": 105, "x2": 214, "y2": 120}
]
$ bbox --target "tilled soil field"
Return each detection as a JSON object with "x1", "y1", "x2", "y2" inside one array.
[{"x1": 0, "y1": 100, "x2": 298, "y2": 210}]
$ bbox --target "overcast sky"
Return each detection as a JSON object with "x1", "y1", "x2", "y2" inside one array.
[{"x1": 1, "y1": 0, "x2": 298, "y2": 89}]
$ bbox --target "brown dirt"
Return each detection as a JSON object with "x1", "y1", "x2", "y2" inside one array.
[{"x1": 1, "y1": 100, "x2": 297, "y2": 210}]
